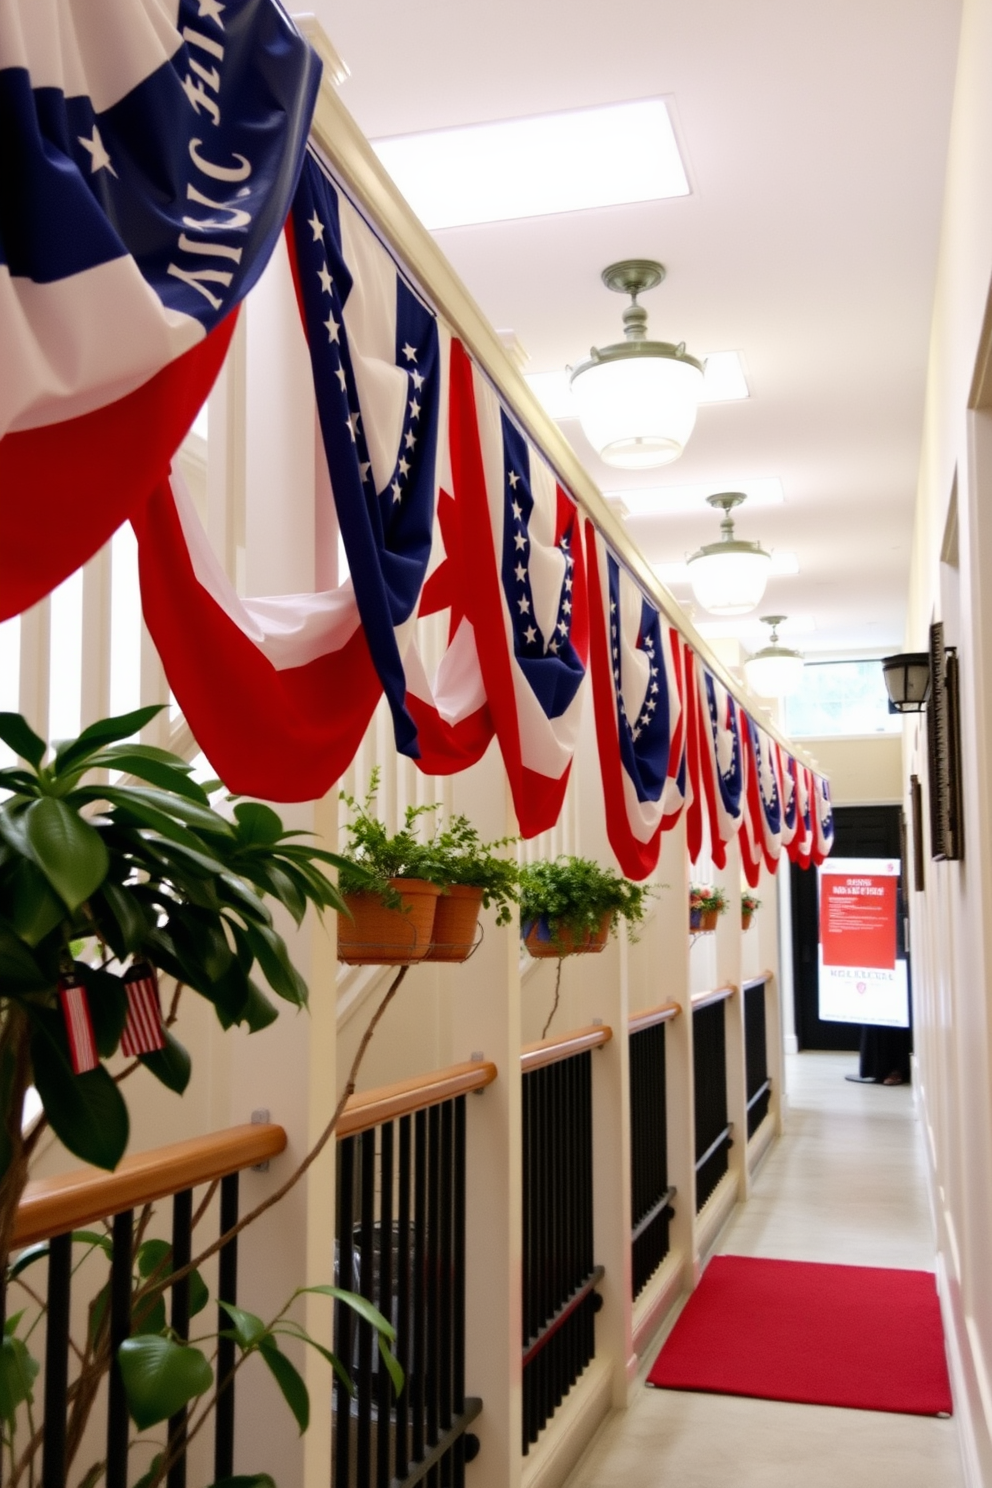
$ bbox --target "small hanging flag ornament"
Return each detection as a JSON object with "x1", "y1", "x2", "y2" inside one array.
[
  {"x1": 121, "y1": 962, "x2": 166, "y2": 1057},
  {"x1": 58, "y1": 972, "x2": 99, "y2": 1075}
]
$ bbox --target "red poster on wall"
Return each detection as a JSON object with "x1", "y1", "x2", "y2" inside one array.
[{"x1": 820, "y1": 868, "x2": 897, "y2": 970}]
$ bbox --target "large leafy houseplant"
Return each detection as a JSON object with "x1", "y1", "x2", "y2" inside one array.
[
  {"x1": 0, "y1": 707, "x2": 405, "y2": 1484},
  {"x1": 0, "y1": 704, "x2": 356, "y2": 1273}
]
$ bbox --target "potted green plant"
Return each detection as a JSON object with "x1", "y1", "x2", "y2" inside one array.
[
  {"x1": 336, "y1": 773, "x2": 441, "y2": 964},
  {"x1": 417, "y1": 815, "x2": 519, "y2": 962},
  {"x1": 700, "y1": 885, "x2": 727, "y2": 931},
  {"x1": 742, "y1": 890, "x2": 761, "y2": 931},
  {"x1": 336, "y1": 774, "x2": 519, "y2": 964},
  {"x1": 689, "y1": 883, "x2": 707, "y2": 931},
  {"x1": 519, "y1": 856, "x2": 650, "y2": 958},
  {"x1": 0, "y1": 706, "x2": 360, "y2": 1283}
]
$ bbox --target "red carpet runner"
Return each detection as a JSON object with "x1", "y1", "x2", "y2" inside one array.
[{"x1": 647, "y1": 1255, "x2": 953, "y2": 1416}]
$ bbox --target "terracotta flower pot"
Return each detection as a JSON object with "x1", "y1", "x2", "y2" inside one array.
[
  {"x1": 701, "y1": 908, "x2": 720, "y2": 931},
  {"x1": 523, "y1": 911, "x2": 613, "y2": 959},
  {"x1": 337, "y1": 878, "x2": 441, "y2": 965},
  {"x1": 742, "y1": 911, "x2": 754, "y2": 932},
  {"x1": 424, "y1": 884, "x2": 485, "y2": 963}
]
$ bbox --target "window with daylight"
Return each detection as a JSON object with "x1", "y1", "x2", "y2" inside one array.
[{"x1": 784, "y1": 659, "x2": 902, "y2": 738}]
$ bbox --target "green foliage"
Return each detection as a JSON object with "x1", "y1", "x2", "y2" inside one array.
[
  {"x1": 701, "y1": 885, "x2": 727, "y2": 913},
  {"x1": 118, "y1": 1335, "x2": 214, "y2": 1430},
  {"x1": 741, "y1": 891, "x2": 761, "y2": 915},
  {"x1": 519, "y1": 856, "x2": 651, "y2": 945},
  {"x1": 0, "y1": 1314, "x2": 39, "y2": 1430},
  {"x1": 337, "y1": 769, "x2": 439, "y2": 897},
  {"x1": 338, "y1": 771, "x2": 519, "y2": 922},
  {"x1": 0, "y1": 706, "x2": 355, "y2": 1174}
]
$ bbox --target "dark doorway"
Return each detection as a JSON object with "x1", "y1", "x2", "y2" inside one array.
[{"x1": 791, "y1": 805, "x2": 905, "y2": 1051}]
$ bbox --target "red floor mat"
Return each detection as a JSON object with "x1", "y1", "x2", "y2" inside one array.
[{"x1": 647, "y1": 1255, "x2": 952, "y2": 1416}]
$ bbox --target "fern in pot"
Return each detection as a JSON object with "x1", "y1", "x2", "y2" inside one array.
[
  {"x1": 519, "y1": 856, "x2": 650, "y2": 958},
  {"x1": 337, "y1": 773, "x2": 518, "y2": 964}
]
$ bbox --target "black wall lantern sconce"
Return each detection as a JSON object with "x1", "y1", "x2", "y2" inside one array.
[{"x1": 882, "y1": 652, "x2": 931, "y2": 713}]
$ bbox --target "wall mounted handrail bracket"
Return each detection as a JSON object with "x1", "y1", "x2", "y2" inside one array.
[
  {"x1": 336, "y1": 1058, "x2": 498, "y2": 1138},
  {"x1": 690, "y1": 984, "x2": 737, "y2": 1014},
  {"x1": 520, "y1": 1023, "x2": 613, "y2": 1073},
  {"x1": 628, "y1": 1000, "x2": 682, "y2": 1034},
  {"x1": 14, "y1": 1123, "x2": 287, "y2": 1247}
]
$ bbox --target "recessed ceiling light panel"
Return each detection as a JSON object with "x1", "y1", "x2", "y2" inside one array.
[{"x1": 373, "y1": 98, "x2": 689, "y2": 230}]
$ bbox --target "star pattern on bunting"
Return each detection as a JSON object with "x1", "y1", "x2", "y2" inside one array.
[
  {"x1": 608, "y1": 557, "x2": 667, "y2": 765},
  {"x1": 78, "y1": 125, "x2": 118, "y2": 178},
  {"x1": 503, "y1": 460, "x2": 577, "y2": 661}
]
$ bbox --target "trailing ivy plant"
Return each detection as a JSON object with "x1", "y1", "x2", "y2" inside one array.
[
  {"x1": 0, "y1": 704, "x2": 365, "y2": 1278},
  {"x1": 338, "y1": 771, "x2": 519, "y2": 923}
]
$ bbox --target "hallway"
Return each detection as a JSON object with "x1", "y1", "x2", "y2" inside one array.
[{"x1": 566, "y1": 1052, "x2": 963, "y2": 1488}]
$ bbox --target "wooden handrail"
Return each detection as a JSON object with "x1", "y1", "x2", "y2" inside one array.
[
  {"x1": 13, "y1": 1124, "x2": 287, "y2": 1248},
  {"x1": 690, "y1": 983, "x2": 737, "y2": 1013},
  {"x1": 337, "y1": 1060, "x2": 498, "y2": 1138},
  {"x1": 742, "y1": 970, "x2": 775, "y2": 992},
  {"x1": 629, "y1": 1000, "x2": 682, "y2": 1034},
  {"x1": 520, "y1": 1024, "x2": 613, "y2": 1073}
]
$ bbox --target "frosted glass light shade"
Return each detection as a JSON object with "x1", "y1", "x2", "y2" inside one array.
[
  {"x1": 745, "y1": 647, "x2": 805, "y2": 697},
  {"x1": 687, "y1": 545, "x2": 770, "y2": 615},
  {"x1": 570, "y1": 352, "x2": 704, "y2": 469}
]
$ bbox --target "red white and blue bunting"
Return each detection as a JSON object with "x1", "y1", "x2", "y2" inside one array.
[{"x1": 1, "y1": 5, "x2": 832, "y2": 869}]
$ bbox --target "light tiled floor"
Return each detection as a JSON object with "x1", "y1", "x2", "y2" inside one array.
[{"x1": 566, "y1": 1051, "x2": 964, "y2": 1488}]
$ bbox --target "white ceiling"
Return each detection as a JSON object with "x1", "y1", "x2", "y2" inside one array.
[{"x1": 313, "y1": 0, "x2": 962, "y2": 658}]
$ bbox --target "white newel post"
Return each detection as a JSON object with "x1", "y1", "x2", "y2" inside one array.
[
  {"x1": 654, "y1": 817, "x2": 696, "y2": 1299},
  {"x1": 451, "y1": 763, "x2": 524, "y2": 1488},
  {"x1": 717, "y1": 837, "x2": 749, "y2": 1202}
]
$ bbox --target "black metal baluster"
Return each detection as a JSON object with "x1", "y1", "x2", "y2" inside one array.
[
  {"x1": 439, "y1": 1100, "x2": 453, "y2": 1436},
  {"x1": 395, "y1": 1117, "x2": 412, "y2": 1481},
  {"x1": 41, "y1": 1231, "x2": 72, "y2": 1488},
  {"x1": 0, "y1": 1268, "x2": 5, "y2": 1488},
  {"x1": 214, "y1": 1173, "x2": 239, "y2": 1482},
  {"x1": 426, "y1": 1104, "x2": 441, "y2": 1452},
  {"x1": 521, "y1": 1069, "x2": 532, "y2": 1451},
  {"x1": 166, "y1": 1189, "x2": 193, "y2": 1488},
  {"x1": 335, "y1": 1136, "x2": 356, "y2": 1488},
  {"x1": 376, "y1": 1122, "x2": 394, "y2": 1488},
  {"x1": 356, "y1": 1130, "x2": 376, "y2": 1486},
  {"x1": 452, "y1": 1096, "x2": 467, "y2": 1486},
  {"x1": 412, "y1": 1110, "x2": 427, "y2": 1466},
  {"x1": 106, "y1": 1210, "x2": 133, "y2": 1488},
  {"x1": 106, "y1": 1214, "x2": 134, "y2": 1488}
]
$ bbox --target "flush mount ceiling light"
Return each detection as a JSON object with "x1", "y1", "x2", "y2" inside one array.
[
  {"x1": 745, "y1": 616, "x2": 805, "y2": 697},
  {"x1": 881, "y1": 652, "x2": 931, "y2": 713},
  {"x1": 569, "y1": 260, "x2": 705, "y2": 469},
  {"x1": 686, "y1": 493, "x2": 771, "y2": 615}
]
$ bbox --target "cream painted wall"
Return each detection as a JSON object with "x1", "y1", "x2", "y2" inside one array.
[
  {"x1": 796, "y1": 734, "x2": 903, "y2": 805},
  {"x1": 903, "y1": 1, "x2": 992, "y2": 1482}
]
